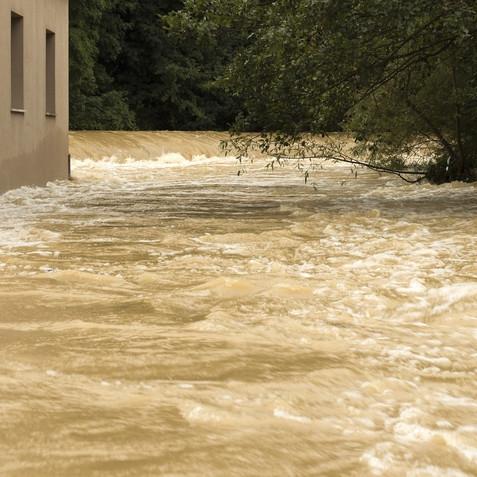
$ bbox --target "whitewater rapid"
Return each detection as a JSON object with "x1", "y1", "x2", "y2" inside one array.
[{"x1": 0, "y1": 132, "x2": 476, "y2": 476}]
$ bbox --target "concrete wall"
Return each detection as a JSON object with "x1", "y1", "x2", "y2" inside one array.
[{"x1": 0, "y1": 0, "x2": 69, "y2": 194}]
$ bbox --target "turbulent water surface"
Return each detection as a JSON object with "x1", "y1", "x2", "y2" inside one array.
[{"x1": 0, "y1": 132, "x2": 476, "y2": 476}]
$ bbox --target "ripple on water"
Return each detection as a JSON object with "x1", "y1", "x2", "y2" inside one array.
[{"x1": 0, "y1": 140, "x2": 476, "y2": 475}]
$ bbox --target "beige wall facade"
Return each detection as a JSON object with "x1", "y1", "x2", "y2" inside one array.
[{"x1": 0, "y1": 0, "x2": 69, "y2": 194}]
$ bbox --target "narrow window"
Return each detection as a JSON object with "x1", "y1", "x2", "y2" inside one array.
[
  {"x1": 46, "y1": 30, "x2": 56, "y2": 116},
  {"x1": 11, "y1": 12, "x2": 24, "y2": 112}
]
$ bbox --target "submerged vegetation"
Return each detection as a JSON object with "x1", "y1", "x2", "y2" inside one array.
[{"x1": 70, "y1": 0, "x2": 477, "y2": 183}]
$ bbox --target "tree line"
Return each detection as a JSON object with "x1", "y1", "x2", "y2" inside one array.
[
  {"x1": 69, "y1": 0, "x2": 240, "y2": 131},
  {"x1": 71, "y1": 0, "x2": 477, "y2": 183}
]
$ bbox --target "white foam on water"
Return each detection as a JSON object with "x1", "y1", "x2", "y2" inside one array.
[
  {"x1": 436, "y1": 394, "x2": 477, "y2": 409},
  {"x1": 459, "y1": 426, "x2": 477, "y2": 434},
  {"x1": 396, "y1": 278, "x2": 428, "y2": 295},
  {"x1": 1, "y1": 140, "x2": 477, "y2": 474},
  {"x1": 182, "y1": 404, "x2": 227, "y2": 424},
  {"x1": 437, "y1": 420, "x2": 454, "y2": 429},
  {"x1": 71, "y1": 153, "x2": 231, "y2": 174},
  {"x1": 273, "y1": 408, "x2": 311, "y2": 424},
  {"x1": 428, "y1": 283, "x2": 477, "y2": 315},
  {"x1": 360, "y1": 442, "x2": 395, "y2": 475}
]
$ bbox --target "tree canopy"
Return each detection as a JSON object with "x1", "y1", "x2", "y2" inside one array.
[
  {"x1": 69, "y1": 0, "x2": 241, "y2": 131},
  {"x1": 70, "y1": 0, "x2": 477, "y2": 183},
  {"x1": 69, "y1": 0, "x2": 136, "y2": 130},
  {"x1": 172, "y1": 0, "x2": 477, "y2": 182}
]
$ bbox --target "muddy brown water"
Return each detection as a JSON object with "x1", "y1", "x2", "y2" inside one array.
[{"x1": 0, "y1": 132, "x2": 476, "y2": 476}]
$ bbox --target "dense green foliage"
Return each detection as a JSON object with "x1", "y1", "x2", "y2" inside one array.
[
  {"x1": 174, "y1": 0, "x2": 477, "y2": 183},
  {"x1": 69, "y1": 0, "x2": 240, "y2": 130},
  {"x1": 69, "y1": 0, "x2": 136, "y2": 130},
  {"x1": 71, "y1": 0, "x2": 477, "y2": 182}
]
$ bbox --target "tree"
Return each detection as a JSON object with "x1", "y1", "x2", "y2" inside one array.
[
  {"x1": 69, "y1": 0, "x2": 136, "y2": 130},
  {"x1": 179, "y1": 0, "x2": 477, "y2": 183},
  {"x1": 114, "y1": 0, "x2": 244, "y2": 130},
  {"x1": 161, "y1": 0, "x2": 247, "y2": 130},
  {"x1": 69, "y1": 0, "x2": 243, "y2": 131},
  {"x1": 166, "y1": 0, "x2": 271, "y2": 131}
]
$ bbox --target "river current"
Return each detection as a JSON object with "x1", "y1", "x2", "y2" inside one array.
[{"x1": 0, "y1": 132, "x2": 476, "y2": 476}]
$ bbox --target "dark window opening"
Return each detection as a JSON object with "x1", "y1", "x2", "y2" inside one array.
[
  {"x1": 46, "y1": 30, "x2": 56, "y2": 116},
  {"x1": 11, "y1": 12, "x2": 24, "y2": 112}
]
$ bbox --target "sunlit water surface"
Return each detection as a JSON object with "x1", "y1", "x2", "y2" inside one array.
[{"x1": 0, "y1": 132, "x2": 476, "y2": 476}]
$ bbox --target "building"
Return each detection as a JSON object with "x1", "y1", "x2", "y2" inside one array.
[{"x1": 0, "y1": 0, "x2": 69, "y2": 194}]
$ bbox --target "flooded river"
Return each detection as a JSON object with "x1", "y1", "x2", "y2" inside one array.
[{"x1": 0, "y1": 132, "x2": 476, "y2": 476}]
